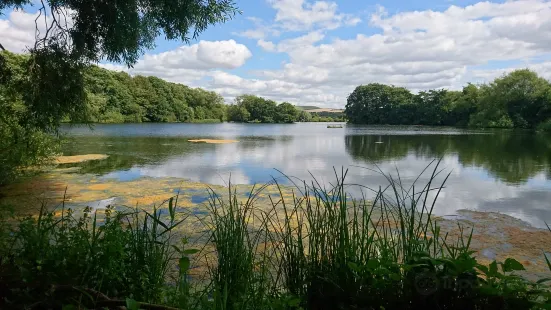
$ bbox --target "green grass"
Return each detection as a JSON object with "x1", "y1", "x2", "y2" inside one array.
[{"x1": 1, "y1": 162, "x2": 550, "y2": 309}]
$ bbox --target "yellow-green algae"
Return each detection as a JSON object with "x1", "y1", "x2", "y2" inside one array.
[
  {"x1": 2, "y1": 165, "x2": 551, "y2": 279},
  {"x1": 55, "y1": 154, "x2": 109, "y2": 164}
]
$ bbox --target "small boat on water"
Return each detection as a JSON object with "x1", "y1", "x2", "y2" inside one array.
[{"x1": 327, "y1": 124, "x2": 343, "y2": 128}]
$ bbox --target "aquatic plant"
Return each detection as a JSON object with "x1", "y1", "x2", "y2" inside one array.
[{"x1": 0, "y1": 162, "x2": 549, "y2": 309}]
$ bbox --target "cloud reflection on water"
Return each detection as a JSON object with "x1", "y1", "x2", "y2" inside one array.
[{"x1": 61, "y1": 123, "x2": 551, "y2": 227}]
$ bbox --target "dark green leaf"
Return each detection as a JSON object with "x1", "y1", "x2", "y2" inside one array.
[
  {"x1": 183, "y1": 248, "x2": 199, "y2": 255},
  {"x1": 502, "y1": 258, "x2": 525, "y2": 272},
  {"x1": 179, "y1": 257, "x2": 190, "y2": 272},
  {"x1": 126, "y1": 298, "x2": 139, "y2": 310}
]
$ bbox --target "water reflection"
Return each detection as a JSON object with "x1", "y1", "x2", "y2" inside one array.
[
  {"x1": 58, "y1": 124, "x2": 551, "y2": 227},
  {"x1": 345, "y1": 132, "x2": 551, "y2": 185}
]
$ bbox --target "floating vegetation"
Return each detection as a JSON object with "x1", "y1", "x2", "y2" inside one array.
[
  {"x1": 2, "y1": 161, "x2": 551, "y2": 283},
  {"x1": 3, "y1": 162, "x2": 551, "y2": 309},
  {"x1": 55, "y1": 154, "x2": 109, "y2": 164}
]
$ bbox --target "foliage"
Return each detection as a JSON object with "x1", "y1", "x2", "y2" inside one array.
[
  {"x1": 0, "y1": 51, "x2": 61, "y2": 184},
  {"x1": 1, "y1": 0, "x2": 238, "y2": 66},
  {"x1": 227, "y1": 104, "x2": 251, "y2": 123},
  {"x1": 1, "y1": 165, "x2": 550, "y2": 309},
  {"x1": 227, "y1": 95, "x2": 343, "y2": 123},
  {"x1": 275, "y1": 102, "x2": 300, "y2": 123},
  {"x1": 228, "y1": 95, "x2": 296, "y2": 123},
  {"x1": 0, "y1": 0, "x2": 237, "y2": 185},
  {"x1": 469, "y1": 70, "x2": 551, "y2": 128},
  {"x1": 309, "y1": 112, "x2": 345, "y2": 122},
  {"x1": 84, "y1": 64, "x2": 226, "y2": 123},
  {"x1": 0, "y1": 197, "x2": 192, "y2": 309},
  {"x1": 345, "y1": 69, "x2": 551, "y2": 129},
  {"x1": 297, "y1": 110, "x2": 312, "y2": 122}
]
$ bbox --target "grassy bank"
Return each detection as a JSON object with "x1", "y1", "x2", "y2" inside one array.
[{"x1": 1, "y1": 163, "x2": 550, "y2": 309}]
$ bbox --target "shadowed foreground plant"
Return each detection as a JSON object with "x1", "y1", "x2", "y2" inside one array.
[
  {"x1": 0, "y1": 163, "x2": 549, "y2": 309},
  {"x1": 266, "y1": 162, "x2": 543, "y2": 310},
  {"x1": 0, "y1": 196, "x2": 194, "y2": 309}
]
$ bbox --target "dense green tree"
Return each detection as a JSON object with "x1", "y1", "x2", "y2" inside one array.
[
  {"x1": 227, "y1": 95, "x2": 307, "y2": 123},
  {"x1": 275, "y1": 102, "x2": 299, "y2": 123},
  {"x1": 414, "y1": 89, "x2": 449, "y2": 126},
  {"x1": 470, "y1": 70, "x2": 551, "y2": 128},
  {"x1": 446, "y1": 84, "x2": 479, "y2": 127},
  {"x1": 233, "y1": 95, "x2": 276, "y2": 123},
  {"x1": 227, "y1": 104, "x2": 251, "y2": 122},
  {"x1": 297, "y1": 110, "x2": 313, "y2": 122},
  {"x1": 0, "y1": 0, "x2": 237, "y2": 184},
  {"x1": 345, "y1": 70, "x2": 551, "y2": 130},
  {"x1": 345, "y1": 83, "x2": 413, "y2": 124}
]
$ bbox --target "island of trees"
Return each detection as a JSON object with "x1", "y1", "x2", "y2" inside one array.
[{"x1": 345, "y1": 69, "x2": 551, "y2": 131}]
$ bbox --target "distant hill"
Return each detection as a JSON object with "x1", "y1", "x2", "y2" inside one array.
[
  {"x1": 296, "y1": 106, "x2": 321, "y2": 110},
  {"x1": 296, "y1": 106, "x2": 345, "y2": 113}
]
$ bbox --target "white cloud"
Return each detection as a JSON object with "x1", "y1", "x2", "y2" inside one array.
[
  {"x1": 0, "y1": 8, "x2": 74, "y2": 52},
  {"x1": 470, "y1": 61, "x2": 551, "y2": 82},
  {"x1": 257, "y1": 39, "x2": 276, "y2": 52},
  {"x1": 100, "y1": 40, "x2": 252, "y2": 86},
  {"x1": 257, "y1": 31, "x2": 326, "y2": 53},
  {"x1": 234, "y1": 17, "x2": 281, "y2": 39},
  {"x1": 132, "y1": 40, "x2": 251, "y2": 72},
  {"x1": 267, "y1": 0, "x2": 363, "y2": 31},
  {"x1": 344, "y1": 16, "x2": 362, "y2": 26},
  {"x1": 6, "y1": 1, "x2": 551, "y2": 108},
  {"x1": 270, "y1": 0, "x2": 342, "y2": 30},
  {"x1": 241, "y1": 0, "x2": 551, "y2": 107},
  {"x1": 237, "y1": 0, "x2": 360, "y2": 41}
]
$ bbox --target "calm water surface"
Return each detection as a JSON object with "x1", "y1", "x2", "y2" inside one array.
[{"x1": 60, "y1": 123, "x2": 551, "y2": 227}]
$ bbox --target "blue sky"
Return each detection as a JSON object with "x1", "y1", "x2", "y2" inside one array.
[{"x1": 2, "y1": 0, "x2": 551, "y2": 108}]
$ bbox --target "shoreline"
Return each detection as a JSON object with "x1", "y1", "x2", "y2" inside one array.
[{"x1": 2, "y1": 162, "x2": 550, "y2": 278}]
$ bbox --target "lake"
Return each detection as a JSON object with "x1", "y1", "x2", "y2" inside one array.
[{"x1": 51, "y1": 122, "x2": 551, "y2": 228}]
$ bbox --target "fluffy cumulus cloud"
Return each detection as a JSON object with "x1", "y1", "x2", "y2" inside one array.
[
  {"x1": 238, "y1": 0, "x2": 551, "y2": 107},
  {"x1": 236, "y1": 0, "x2": 359, "y2": 38},
  {"x1": 97, "y1": 40, "x2": 252, "y2": 86},
  {"x1": 0, "y1": 10, "x2": 252, "y2": 86},
  {"x1": 0, "y1": 10, "x2": 49, "y2": 52},
  {"x1": 5, "y1": 1, "x2": 551, "y2": 107},
  {"x1": 270, "y1": 0, "x2": 353, "y2": 30}
]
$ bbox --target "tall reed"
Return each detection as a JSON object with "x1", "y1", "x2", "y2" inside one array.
[{"x1": 0, "y1": 162, "x2": 546, "y2": 309}]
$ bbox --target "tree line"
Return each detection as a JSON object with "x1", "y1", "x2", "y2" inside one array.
[
  {"x1": 345, "y1": 69, "x2": 551, "y2": 131},
  {"x1": 0, "y1": 50, "x2": 336, "y2": 184},
  {"x1": 4, "y1": 52, "x2": 342, "y2": 126},
  {"x1": 85, "y1": 65, "x2": 226, "y2": 123},
  {"x1": 226, "y1": 95, "x2": 343, "y2": 123},
  {"x1": 0, "y1": 0, "x2": 237, "y2": 185}
]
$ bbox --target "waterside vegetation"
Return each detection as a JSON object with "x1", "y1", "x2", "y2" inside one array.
[
  {"x1": 0, "y1": 0, "x2": 239, "y2": 185},
  {"x1": 1, "y1": 164, "x2": 551, "y2": 309}
]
